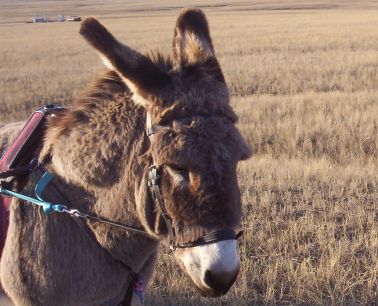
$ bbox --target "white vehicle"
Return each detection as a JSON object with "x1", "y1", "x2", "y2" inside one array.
[{"x1": 67, "y1": 16, "x2": 81, "y2": 22}]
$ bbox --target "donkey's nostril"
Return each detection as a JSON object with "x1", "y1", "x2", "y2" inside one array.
[{"x1": 203, "y1": 269, "x2": 238, "y2": 295}]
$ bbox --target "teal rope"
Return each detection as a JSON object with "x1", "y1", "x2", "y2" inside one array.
[
  {"x1": 0, "y1": 172, "x2": 65, "y2": 214},
  {"x1": 0, "y1": 171, "x2": 154, "y2": 238}
]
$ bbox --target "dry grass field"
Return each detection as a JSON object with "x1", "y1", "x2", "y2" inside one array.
[{"x1": 0, "y1": 1, "x2": 377, "y2": 305}]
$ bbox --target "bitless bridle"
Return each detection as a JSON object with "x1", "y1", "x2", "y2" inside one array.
[{"x1": 145, "y1": 112, "x2": 242, "y2": 250}]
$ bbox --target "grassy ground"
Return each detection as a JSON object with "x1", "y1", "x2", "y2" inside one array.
[{"x1": 0, "y1": 1, "x2": 377, "y2": 305}]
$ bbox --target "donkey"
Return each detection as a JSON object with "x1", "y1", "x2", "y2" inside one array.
[{"x1": 0, "y1": 8, "x2": 251, "y2": 306}]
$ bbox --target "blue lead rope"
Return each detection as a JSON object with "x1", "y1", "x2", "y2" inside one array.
[
  {"x1": 0, "y1": 171, "x2": 154, "y2": 238},
  {"x1": 0, "y1": 171, "x2": 66, "y2": 214}
]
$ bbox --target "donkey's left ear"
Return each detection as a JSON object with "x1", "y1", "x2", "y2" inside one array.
[
  {"x1": 173, "y1": 8, "x2": 214, "y2": 65},
  {"x1": 80, "y1": 17, "x2": 171, "y2": 107}
]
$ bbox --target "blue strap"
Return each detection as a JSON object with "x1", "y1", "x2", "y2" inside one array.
[
  {"x1": 35, "y1": 171, "x2": 55, "y2": 202},
  {"x1": 0, "y1": 171, "x2": 65, "y2": 214}
]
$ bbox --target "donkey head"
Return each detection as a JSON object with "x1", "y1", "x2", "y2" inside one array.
[{"x1": 80, "y1": 8, "x2": 251, "y2": 297}]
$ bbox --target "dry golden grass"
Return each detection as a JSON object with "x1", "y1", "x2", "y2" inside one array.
[{"x1": 0, "y1": 1, "x2": 377, "y2": 305}]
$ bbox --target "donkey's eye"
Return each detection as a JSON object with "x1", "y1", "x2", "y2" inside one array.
[
  {"x1": 166, "y1": 164, "x2": 189, "y2": 185},
  {"x1": 167, "y1": 164, "x2": 187, "y2": 174}
]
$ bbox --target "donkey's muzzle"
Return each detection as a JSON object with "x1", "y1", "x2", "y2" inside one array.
[
  {"x1": 202, "y1": 268, "x2": 239, "y2": 297},
  {"x1": 174, "y1": 239, "x2": 240, "y2": 298}
]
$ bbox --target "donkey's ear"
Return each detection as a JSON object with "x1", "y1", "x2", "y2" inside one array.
[
  {"x1": 80, "y1": 17, "x2": 171, "y2": 107},
  {"x1": 173, "y1": 8, "x2": 214, "y2": 65}
]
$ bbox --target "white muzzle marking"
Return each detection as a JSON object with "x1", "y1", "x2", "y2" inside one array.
[{"x1": 175, "y1": 240, "x2": 240, "y2": 295}]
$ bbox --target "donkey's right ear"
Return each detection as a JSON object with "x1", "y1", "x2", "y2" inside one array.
[
  {"x1": 80, "y1": 17, "x2": 171, "y2": 107},
  {"x1": 173, "y1": 8, "x2": 214, "y2": 66}
]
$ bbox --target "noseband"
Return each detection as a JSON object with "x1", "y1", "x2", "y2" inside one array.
[{"x1": 145, "y1": 112, "x2": 242, "y2": 250}]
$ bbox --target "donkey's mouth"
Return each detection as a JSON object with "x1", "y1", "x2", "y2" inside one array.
[
  {"x1": 196, "y1": 285, "x2": 218, "y2": 297},
  {"x1": 195, "y1": 284, "x2": 232, "y2": 298}
]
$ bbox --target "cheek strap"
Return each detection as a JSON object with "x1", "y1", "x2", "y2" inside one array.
[{"x1": 147, "y1": 165, "x2": 176, "y2": 249}]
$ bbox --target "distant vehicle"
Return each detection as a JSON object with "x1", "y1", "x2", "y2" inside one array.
[
  {"x1": 67, "y1": 16, "x2": 81, "y2": 22},
  {"x1": 33, "y1": 17, "x2": 48, "y2": 23}
]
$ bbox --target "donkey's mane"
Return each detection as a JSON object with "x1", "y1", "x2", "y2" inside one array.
[
  {"x1": 51, "y1": 70, "x2": 126, "y2": 137},
  {"x1": 51, "y1": 50, "x2": 178, "y2": 137}
]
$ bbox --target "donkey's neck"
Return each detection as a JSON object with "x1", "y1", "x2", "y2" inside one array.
[{"x1": 43, "y1": 71, "x2": 158, "y2": 271}]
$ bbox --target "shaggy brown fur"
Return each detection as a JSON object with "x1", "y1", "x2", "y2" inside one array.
[{"x1": 0, "y1": 8, "x2": 250, "y2": 305}]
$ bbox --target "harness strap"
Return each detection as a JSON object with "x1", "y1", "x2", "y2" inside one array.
[
  {"x1": 146, "y1": 113, "x2": 178, "y2": 249},
  {"x1": 0, "y1": 159, "x2": 38, "y2": 180},
  {"x1": 35, "y1": 171, "x2": 54, "y2": 200},
  {"x1": 147, "y1": 165, "x2": 176, "y2": 249},
  {"x1": 146, "y1": 112, "x2": 155, "y2": 137}
]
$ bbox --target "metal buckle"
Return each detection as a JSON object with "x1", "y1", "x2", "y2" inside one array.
[
  {"x1": 148, "y1": 165, "x2": 159, "y2": 187},
  {"x1": 146, "y1": 126, "x2": 155, "y2": 137}
]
